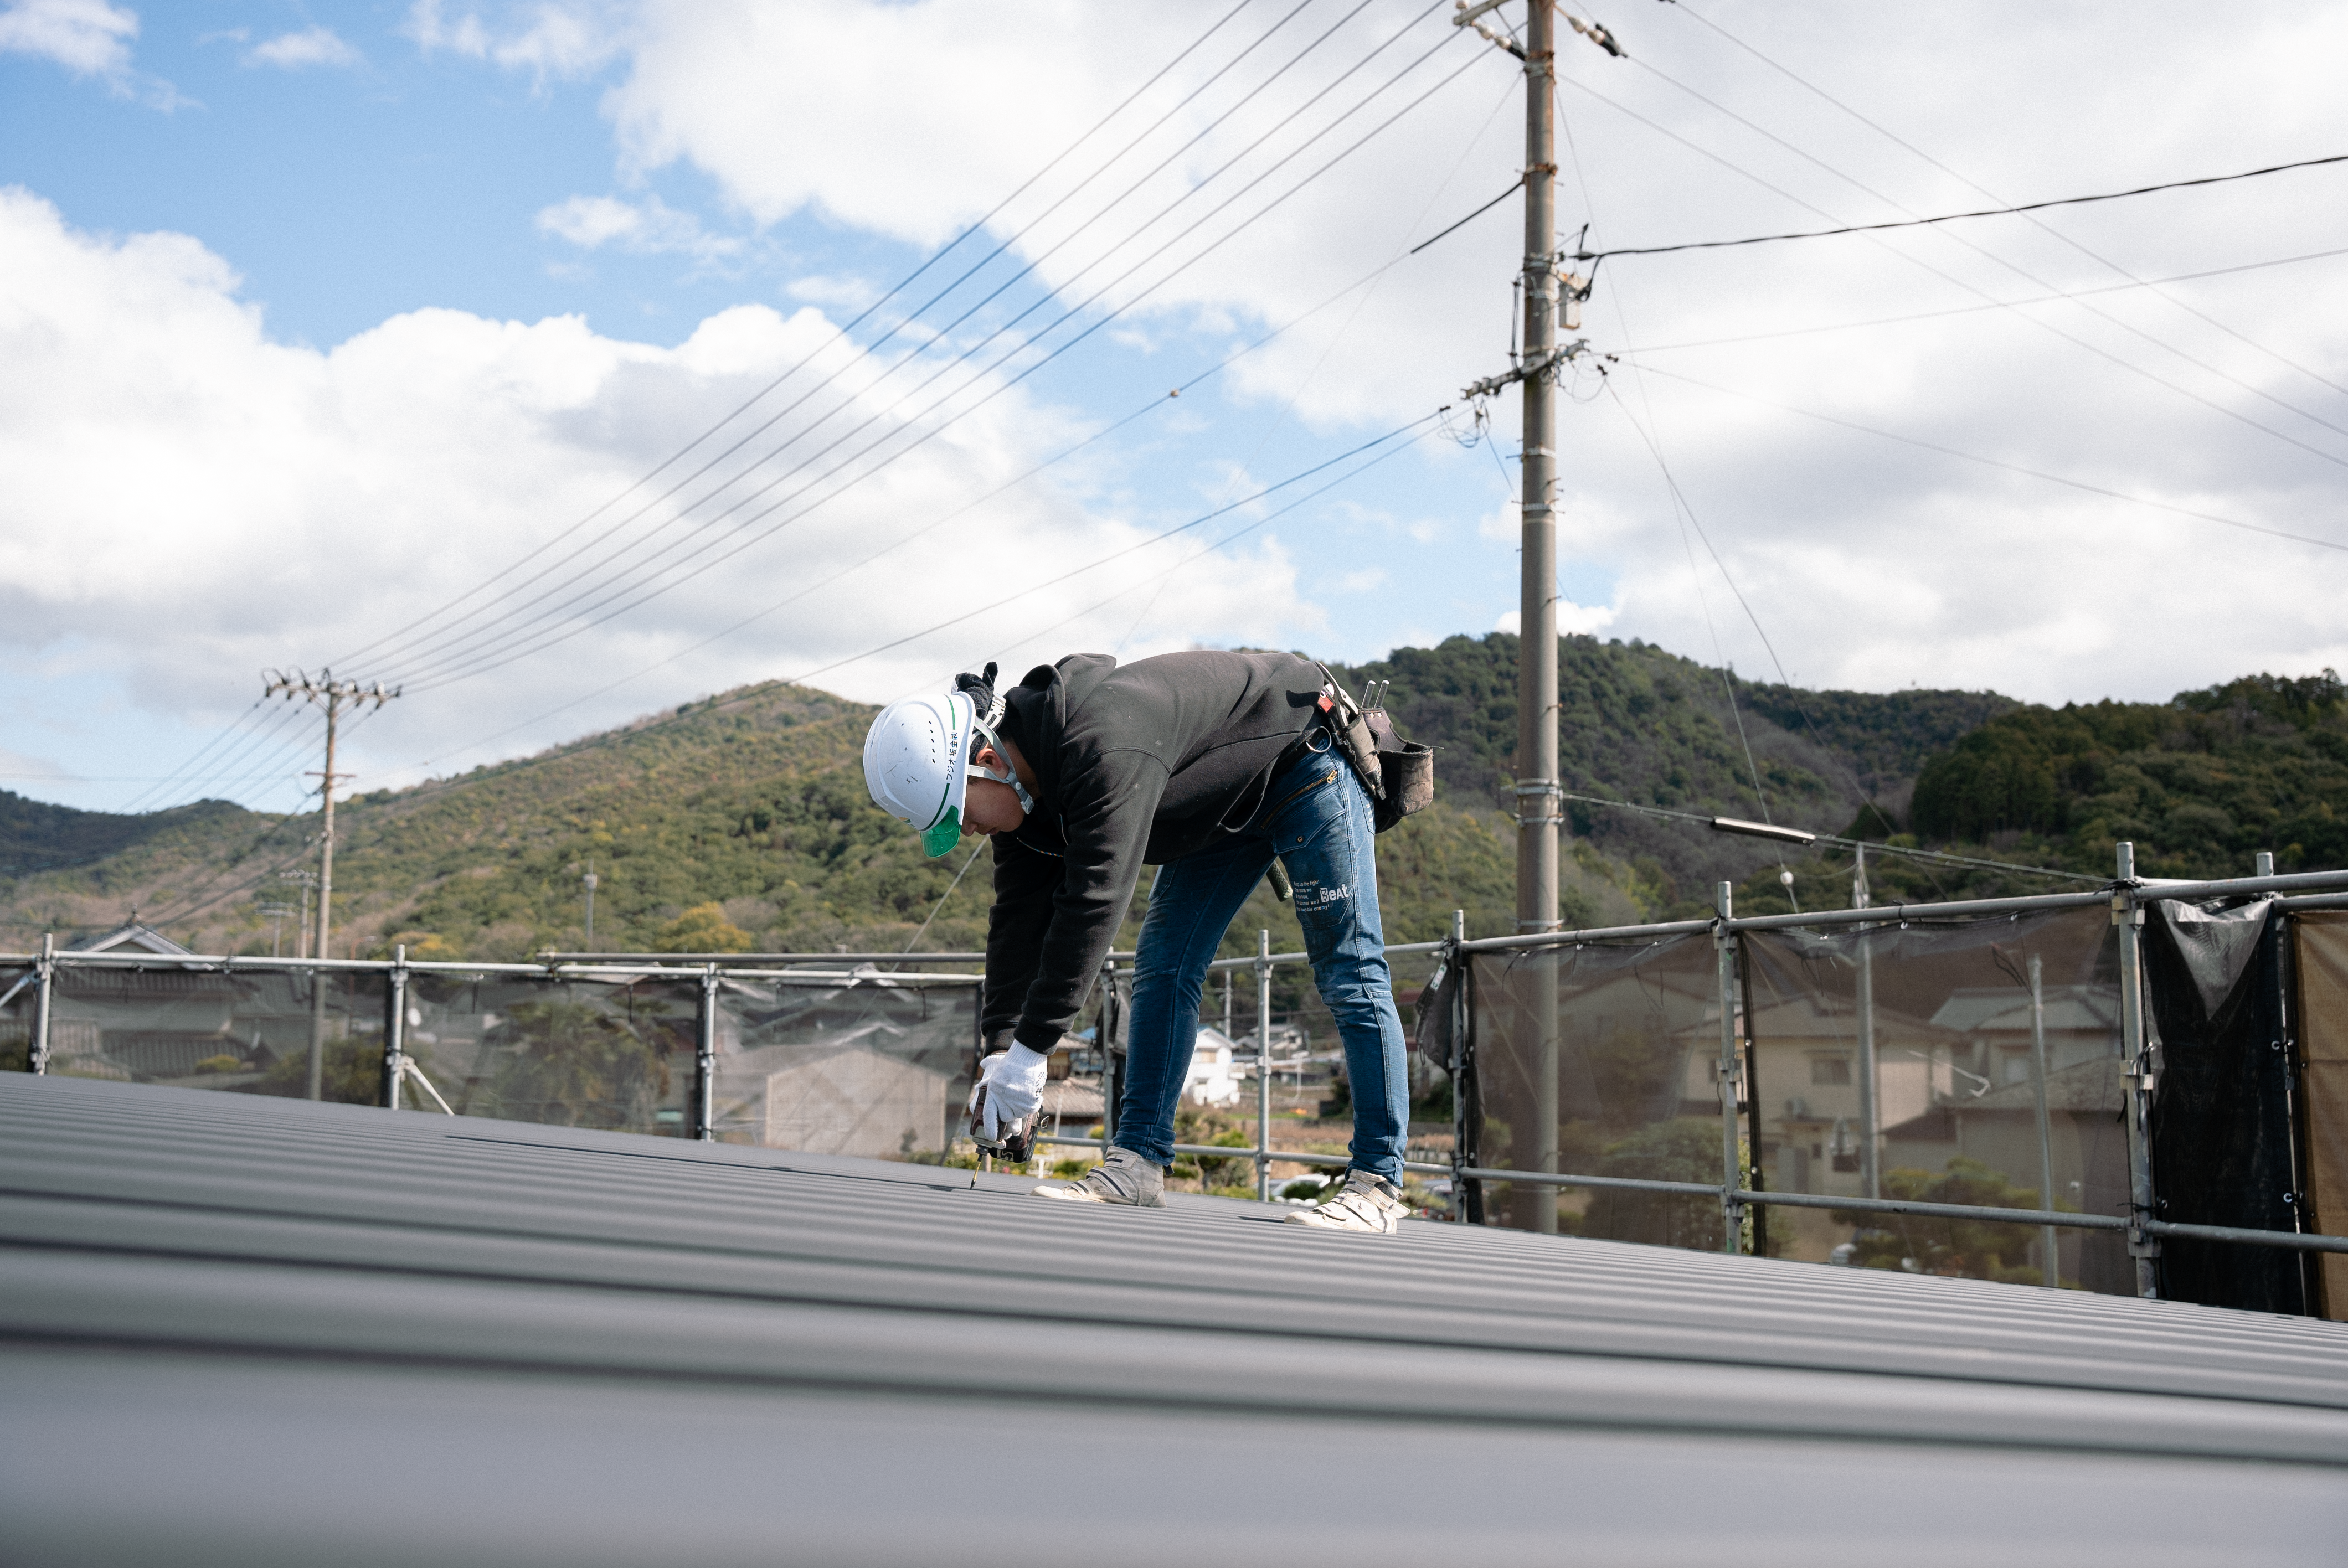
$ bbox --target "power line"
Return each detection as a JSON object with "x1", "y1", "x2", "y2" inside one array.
[
  {"x1": 358, "y1": 2, "x2": 1463, "y2": 692},
  {"x1": 1616, "y1": 244, "x2": 2348, "y2": 354},
  {"x1": 383, "y1": 29, "x2": 1490, "y2": 694},
  {"x1": 1620, "y1": 54, "x2": 2348, "y2": 452},
  {"x1": 373, "y1": 197, "x2": 1503, "y2": 780},
  {"x1": 1113, "y1": 69, "x2": 1523, "y2": 653},
  {"x1": 341, "y1": 0, "x2": 1332, "y2": 682},
  {"x1": 1557, "y1": 70, "x2": 2348, "y2": 477},
  {"x1": 114, "y1": 703, "x2": 301, "y2": 815},
  {"x1": 988, "y1": 421, "x2": 1440, "y2": 676},
  {"x1": 1573, "y1": 152, "x2": 2348, "y2": 261},
  {"x1": 1630, "y1": 362, "x2": 2348, "y2": 556},
  {"x1": 113, "y1": 698, "x2": 272, "y2": 813},
  {"x1": 376, "y1": 414, "x2": 1439, "y2": 804},
  {"x1": 1554, "y1": 79, "x2": 1984, "y2": 837},
  {"x1": 328, "y1": 0, "x2": 1268, "y2": 677},
  {"x1": 778, "y1": 414, "x2": 1443, "y2": 690},
  {"x1": 1665, "y1": 1, "x2": 2348, "y2": 406}
]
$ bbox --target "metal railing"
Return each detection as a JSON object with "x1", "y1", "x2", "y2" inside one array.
[
  {"x1": 1442, "y1": 846, "x2": 2348, "y2": 1299},
  {"x1": 8, "y1": 843, "x2": 2348, "y2": 1301}
]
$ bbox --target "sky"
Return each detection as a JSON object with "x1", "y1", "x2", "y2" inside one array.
[{"x1": 4, "y1": 0, "x2": 2347, "y2": 817}]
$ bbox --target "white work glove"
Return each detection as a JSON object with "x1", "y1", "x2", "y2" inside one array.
[{"x1": 967, "y1": 1041, "x2": 1051, "y2": 1142}]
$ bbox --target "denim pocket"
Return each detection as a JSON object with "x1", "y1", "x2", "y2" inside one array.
[{"x1": 1266, "y1": 765, "x2": 1341, "y2": 847}]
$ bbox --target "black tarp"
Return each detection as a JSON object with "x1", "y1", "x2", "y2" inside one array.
[{"x1": 2144, "y1": 898, "x2": 2306, "y2": 1314}]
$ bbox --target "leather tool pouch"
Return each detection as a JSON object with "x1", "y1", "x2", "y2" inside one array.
[{"x1": 1313, "y1": 664, "x2": 1436, "y2": 834}]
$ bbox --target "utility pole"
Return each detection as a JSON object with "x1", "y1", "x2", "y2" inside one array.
[
  {"x1": 583, "y1": 860, "x2": 598, "y2": 946},
  {"x1": 277, "y1": 869, "x2": 318, "y2": 958},
  {"x1": 259, "y1": 901, "x2": 295, "y2": 957},
  {"x1": 265, "y1": 668, "x2": 399, "y2": 1098},
  {"x1": 1456, "y1": 0, "x2": 1615, "y2": 1232},
  {"x1": 1516, "y1": 1, "x2": 1561, "y2": 944}
]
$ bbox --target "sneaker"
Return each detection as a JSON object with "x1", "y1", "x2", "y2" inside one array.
[
  {"x1": 1283, "y1": 1169, "x2": 1408, "y2": 1234},
  {"x1": 1031, "y1": 1146, "x2": 1165, "y2": 1208}
]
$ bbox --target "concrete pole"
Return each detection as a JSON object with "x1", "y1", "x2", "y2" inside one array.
[
  {"x1": 1516, "y1": 0, "x2": 1564, "y2": 1210},
  {"x1": 1515, "y1": 0, "x2": 1560, "y2": 935},
  {"x1": 1515, "y1": 3, "x2": 1562, "y2": 1235},
  {"x1": 2028, "y1": 952, "x2": 2058, "y2": 1287},
  {"x1": 307, "y1": 691, "x2": 342, "y2": 1101}
]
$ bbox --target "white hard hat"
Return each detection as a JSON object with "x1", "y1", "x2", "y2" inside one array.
[{"x1": 863, "y1": 690, "x2": 979, "y2": 858}]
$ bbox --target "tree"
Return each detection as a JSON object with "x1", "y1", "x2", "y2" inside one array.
[
  {"x1": 1831, "y1": 1158, "x2": 2052, "y2": 1283},
  {"x1": 653, "y1": 902, "x2": 753, "y2": 953},
  {"x1": 472, "y1": 998, "x2": 671, "y2": 1131},
  {"x1": 1579, "y1": 1118, "x2": 1726, "y2": 1251}
]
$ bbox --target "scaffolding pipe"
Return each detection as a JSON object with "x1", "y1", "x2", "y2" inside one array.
[
  {"x1": 1449, "y1": 909, "x2": 1473, "y2": 1224},
  {"x1": 1855, "y1": 848, "x2": 1881, "y2": 1203},
  {"x1": 694, "y1": 967, "x2": 718, "y2": 1142},
  {"x1": 1255, "y1": 930, "x2": 1272, "y2": 1202},
  {"x1": 30, "y1": 933, "x2": 53, "y2": 1076},
  {"x1": 2115, "y1": 842, "x2": 2161, "y2": 1299},
  {"x1": 382, "y1": 946, "x2": 408, "y2": 1111},
  {"x1": 2028, "y1": 952, "x2": 2059, "y2": 1288},
  {"x1": 1716, "y1": 882, "x2": 1743, "y2": 1255}
]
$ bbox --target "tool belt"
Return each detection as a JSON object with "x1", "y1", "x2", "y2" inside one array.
[{"x1": 1311, "y1": 664, "x2": 1435, "y2": 834}]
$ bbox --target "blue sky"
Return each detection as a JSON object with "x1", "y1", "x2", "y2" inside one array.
[{"x1": 5, "y1": 1, "x2": 2347, "y2": 816}]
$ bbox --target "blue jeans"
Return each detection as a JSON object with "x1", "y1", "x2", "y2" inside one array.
[{"x1": 1118, "y1": 742, "x2": 1410, "y2": 1184}]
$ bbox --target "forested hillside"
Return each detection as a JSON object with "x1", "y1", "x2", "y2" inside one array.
[
  {"x1": 0, "y1": 674, "x2": 1642, "y2": 960},
  {"x1": 9, "y1": 643, "x2": 2331, "y2": 960},
  {"x1": 1333, "y1": 633, "x2": 2011, "y2": 904},
  {"x1": 1907, "y1": 671, "x2": 2348, "y2": 880},
  {"x1": 0, "y1": 790, "x2": 256, "y2": 881}
]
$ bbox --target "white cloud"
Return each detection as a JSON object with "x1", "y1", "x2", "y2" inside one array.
[
  {"x1": 534, "y1": 192, "x2": 739, "y2": 260},
  {"x1": 246, "y1": 26, "x2": 359, "y2": 70},
  {"x1": 0, "y1": 0, "x2": 135, "y2": 76},
  {"x1": 403, "y1": 0, "x2": 623, "y2": 80},
  {"x1": 0, "y1": 744, "x2": 67, "y2": 781},
  {"x1": 784, "y1": 274, "x2": 880, "y2": 312},
  {"x1": 0, "y1": 189, "x2": 1312, "y2": 795},
  {"x1": 565, "y1": 1, "x2": 2348, "y2": 705}
]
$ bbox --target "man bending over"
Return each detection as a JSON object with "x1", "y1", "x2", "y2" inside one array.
[{"x1": 862, "y1": 650, "x2": 1412, "y2": 1232}]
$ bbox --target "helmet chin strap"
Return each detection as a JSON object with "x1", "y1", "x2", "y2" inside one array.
[{"x1": 968, "y1": 711, "x2": 1034, "y2": 816}]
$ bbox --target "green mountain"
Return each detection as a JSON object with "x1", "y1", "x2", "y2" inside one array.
[
  {"x1": 9, "y1": 640, "x2": 2330, "y2": 963},
  {"x1": 0, "y1": 675, "x2": 1605, "y2": 962},
  {"x1": 1332, "y1": 633, "x2": 2013, "y2": 907},
  {"x1": 0, "y1": 790, "x2": 258, "y2": 881},
  {"x1": 1908, "y1": 670, "x2": 2348, "y2": 879}
]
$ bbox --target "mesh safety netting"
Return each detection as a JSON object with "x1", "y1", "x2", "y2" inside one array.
[
  {"x1": 1466, "y1": 935, "x2": 1726, "y2": 1246},
  {"x1": 1742, "y1": 907, "x2": 2131, "y2": 1294}
]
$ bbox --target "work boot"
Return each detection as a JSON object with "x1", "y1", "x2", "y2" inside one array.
[
  {"x1": 1031, "y1": 1146, "x2": 1165, "y2": 1208},
  {"x1": 1284, "y1": 1169, "x2": 1408, "y2": 1234}
]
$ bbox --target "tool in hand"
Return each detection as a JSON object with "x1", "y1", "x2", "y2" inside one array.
[{"x1": 969, "y1": 1083, "x2": 1038, "y2": 1172}]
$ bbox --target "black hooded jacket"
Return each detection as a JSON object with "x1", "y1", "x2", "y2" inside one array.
[{"x1": 981, "y1": 649, "x2": 1327, "y2": 1051}]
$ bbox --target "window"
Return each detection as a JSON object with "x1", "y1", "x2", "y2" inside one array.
[{"x1": 1810, "y1": 1056, "x2": 1852, "y2": 1086}]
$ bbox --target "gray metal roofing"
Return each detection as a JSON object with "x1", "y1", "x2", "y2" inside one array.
[
  {"x1": 1929, "y1": 985, "x2": 2122, "y2": 1034},
  {"x1": 5, "y1": 1074, "x2": 2348, "y2": 1567}
]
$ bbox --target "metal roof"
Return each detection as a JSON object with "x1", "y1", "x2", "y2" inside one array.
[
  {"x1": 4, "y1": 1072, "x2": 2348, "y2": 1565},
  {"x1": 1930, "y1": 984, "x2": 2122, "y2": 1035}
]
